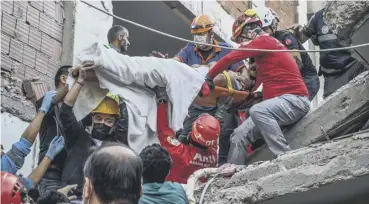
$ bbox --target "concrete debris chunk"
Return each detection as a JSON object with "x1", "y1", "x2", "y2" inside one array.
[{"x1": 195, "y1": 133, "x2": 369, "y2": 204}]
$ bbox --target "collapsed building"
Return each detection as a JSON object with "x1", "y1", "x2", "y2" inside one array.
[{"x1": 192, "y1": 1, "x2": 369, "y2": 203}]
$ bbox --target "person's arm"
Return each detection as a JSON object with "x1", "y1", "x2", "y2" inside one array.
[
  {"x1": 174, "y1": 46, "x2": 189, "y2": 64},
  {"x1": 61, "y1": 62, "x2": 93, "y2": 149},
  {"x1": 207, "y1": 38, "x2": 264, "y2": 79},
  {"x1": 154, "y1": 87, "x2": 189, "y2": 162},
  {"x1": 26, "y1": 136, "x2": 64, "y2": 188},
  {"x1": 296, "y1": 13, "x2": 317, "y2": 44}
]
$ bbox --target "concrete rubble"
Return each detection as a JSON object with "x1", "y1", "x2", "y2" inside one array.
[
  {"x1": 194, "y1": 130, "x2": 369, "y2": 204},
  {"x1": 324, "y1": 1, "x2": 369, "y2": 46}
]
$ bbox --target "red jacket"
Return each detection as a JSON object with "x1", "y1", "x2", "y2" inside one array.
[
  {"x1": 157, "y1": 103, "x2": 218, "y2": 184},
  {"x1": 208, "y1": 34, "x2": 308, "y2": 100}
]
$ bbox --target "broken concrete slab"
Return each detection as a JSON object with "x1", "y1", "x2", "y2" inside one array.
[
  {"x1": 248, "y1": 71, "x2": 369, "y2": 163},
  {"x1": 195, "y1": 130, "x2": 369, "y2": 204},
  {"x1": 324, "y1": 1, "x2": 369, "y2": 47}
]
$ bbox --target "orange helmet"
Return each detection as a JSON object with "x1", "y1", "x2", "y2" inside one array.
[
  {"x1": 231, "y1": 14, "x2": 262, "y2": 42},
  {"x1": 1, "y1": 172, "x2": 28, "y2": 204},
  {"x1": 191, "y1": 14, "x2": 215, "y2": 34},
  {"x1": 190, "y1": 114, "x2": 220, "y2": 148}
]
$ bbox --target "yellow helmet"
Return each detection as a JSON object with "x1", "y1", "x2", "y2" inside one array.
[
  {"x1": 191, "y1": 14, "x2": 215, "y2": 34},
  {"x1": 92, "y1": 92, "x2": 120, "y2": 116}
]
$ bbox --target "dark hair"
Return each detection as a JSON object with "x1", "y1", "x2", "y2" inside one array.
[
  {"x1": 107, "y1": 25, "x2": 128, "y2": 43},
  {"x1": 84, "y1": 142, "x2": 143, "y2": 204},
  {"x1": 139, "y1": 144, "x2": 172, "y2": 184},
  {"x1": 54, "y1": 65, "x2": 72, "y2": 87}
]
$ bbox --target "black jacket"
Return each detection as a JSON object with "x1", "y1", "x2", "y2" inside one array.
[{"x1": 59, "y1": 101, "x2": 129, "y2": 198}]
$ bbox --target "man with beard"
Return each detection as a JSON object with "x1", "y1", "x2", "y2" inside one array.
[
  {"x1": 59, "y1": 62, "x2": 123, "y2": 200},
  {"x1": 106, "y1": 25, "x2": 130, "y2": 53}
]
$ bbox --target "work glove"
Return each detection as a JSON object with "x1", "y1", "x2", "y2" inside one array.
[
  {"x1": 198, "y1": 75, "x2": 215, "y2": 97},
  {"x1": 153, "y1": 86, "x2": 168, "y2": 103},
  {"x1": 46, "y1": 136, "x2": 65, "y2": 160},
  {"x1": 39, "y1": 91, "x2": 57, "y2": 113},
  {"x1": 150, "y1": 51, "x2": 168, "y2": 59},
  {"x1": 114, "y1": 97, "x2": 129, "y2": 145},
  {"x1": 214, "y1": 96, "x2": 233, "y2": 121}
]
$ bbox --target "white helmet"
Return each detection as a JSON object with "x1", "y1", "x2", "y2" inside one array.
[{"x1": 255, "y1": 7, "x2": 279, "y2": 28}]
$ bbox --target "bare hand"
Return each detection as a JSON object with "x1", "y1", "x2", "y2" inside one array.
[
  {"x1": 72, "y1": 61, "x2": 94, "y2": 81},
  {"x1": 57, "y1": 184, "x2": 78, "y2": 200}
]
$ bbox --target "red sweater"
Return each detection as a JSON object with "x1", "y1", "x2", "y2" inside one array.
[
  {"x1": 156, "y1": 103, "x2": 217, "y2": 184},
  {"x1": 208, "y1": 34, "x2": 308, "y2": 100}
]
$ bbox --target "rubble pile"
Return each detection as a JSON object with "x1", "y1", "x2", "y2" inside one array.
[
  {"x1": 324, "y1": 1, "x2": 369, "y2": 46},
  {"x1": 194, "y1": 131, "x2": 369, "y2": 204}
]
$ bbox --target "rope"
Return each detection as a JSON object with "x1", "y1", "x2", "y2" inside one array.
[
  {"x1": 199, "y1": 173, "x2": 219, "y2": 204},
  {"x1": 81, "y1": 1, "x2": 369, "y2": 53}
]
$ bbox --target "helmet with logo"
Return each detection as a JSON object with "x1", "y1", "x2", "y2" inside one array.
[
  {"x1": 251, "y1": 7, "x2": 279, "y2": 28},
  {"x1": 191, "y1": 14, "x2": 215, "y2": 34},
  {"x1": 1, "y1": 171, "x2": 32, "y2": 204},
  {"x1": 231, "y1": 14, "x2": 262, "y2": 42},
  {"x1": 190, "y1": 114, "x2": 220, "y2": 148},
  {"x1": 92, "y1": 92, "x2": 120, "y2": 116}
]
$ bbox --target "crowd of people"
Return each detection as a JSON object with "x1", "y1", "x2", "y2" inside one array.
[{"x1": 1, "y1": 6, "x2": 367, "y2": 204}]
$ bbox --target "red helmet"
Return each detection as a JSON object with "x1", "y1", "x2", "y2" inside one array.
[
  {"x1": 1, "y1": 171, "x2": 23, "y2": 204},
  {"x1": 231, "y1": 14, "x2": 262, "y2": 42},
  {"x1": 190, "y1": 114, "x2": 220, "y2": 148}
]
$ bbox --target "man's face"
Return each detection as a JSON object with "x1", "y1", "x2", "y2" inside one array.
[
  {"x1": 193, "y1": 31, "x2": 213, "y2": 51},
  {"x1": 118, "y1": 30, "x2": 130, "y2": 52},
  {"x1": 92, "y1": 113, "x2": 116, "y2": 128}
]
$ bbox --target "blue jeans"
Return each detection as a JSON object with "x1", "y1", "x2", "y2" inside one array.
[{"x1": 227, "y1": 94, "x2": 310, "y2": 165}]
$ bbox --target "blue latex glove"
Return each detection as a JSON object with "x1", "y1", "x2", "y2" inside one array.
[
  {"x1": 39, "y1": 91, "x2": 57, "y2": 113},
  {"x1": 46, "y1": 136, "x2": 65, "y2": 160}
]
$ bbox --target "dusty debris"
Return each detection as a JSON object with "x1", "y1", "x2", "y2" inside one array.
[
  {"x1": 1, "y1": 70, "x2": 36, "y2": 122},
  {"x1": 194, "y1": 132, "x2": 369, "y2": 204},
  {"x1": 324, "y1": 1, "x2": 369, "y2": 46}
]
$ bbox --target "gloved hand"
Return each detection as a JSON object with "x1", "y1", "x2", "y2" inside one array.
[
  {"x1": 39, "y1": 91, "x2": 57, "y2": 113},
  {"x1": 214, "y1": 96, "x2": 233, "y2": 121},
  {"x1": 198, "y1": 75, "x2": 215, "y2": 97},
  {"x1": 46, "y1": 136, "x2": 65, "y2": 160},
  {"x1": 153, "y1": 86, "x2": 168, "y2": 103},
  {"x1": 150, "y1": 51, "x2": 168, "y2": 58},
  {"x1": 114, "y1": 97, "x2": 129, "y2": 145}
]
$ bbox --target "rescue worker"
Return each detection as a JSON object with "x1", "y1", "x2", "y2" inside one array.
[
  {"x1": 250, "y1": 7, "x2": 320, "y2": 101},
  {"x1": 292, "y1": 8, "x2": 368, "y2": 98},
  {"x1": 37, "y1": 66, "x2": 71, "y2": 196},
  {"x1": 59, "y1": 62, "x2": 125, "y2": 199},
  {"x1": 107, "y1": 25, "x2": 130, "y2": 53},
  {"x1": 200, "y1": 14, "x2": 310, "y2": 166},
  {"x1": 154, "y1": 86, "x2": 230, "y2": 184},
  {"x1": 1, "y1": 171, "x2": 34, "y2": 204},
  {"x1": 152, "y1": 14, "x2": 244, "y2": 166}
]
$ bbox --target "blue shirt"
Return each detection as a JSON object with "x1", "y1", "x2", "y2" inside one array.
[
  {"x1": 1, "y1": 137, "x2": 34, "y2": 189},
  {"x1": 139, "y1": 182, "x2": 188, "y2": 204},
  {"x1": 176, "y1": 40, "x2": 243, "y2": 71}
]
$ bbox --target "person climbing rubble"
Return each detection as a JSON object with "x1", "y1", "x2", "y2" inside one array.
[
  {"x1": 59, "y1": 62, "x2": 127, "y2": 199},
  {"x1": 249, "y1": 7, "x2": 320, "y2": 101},
  {"x1": 152, "y1": 14, "x2": 243, "y2": 166},
  {"x1": 200, "y1": 14, "x2": 311, "y2": 167},
  {"x1": 291, "y1": 8, "x2": 368, "y2": 98},
  {"x1": 153, "y1": 86, "x2": 232, "y2": 184}
]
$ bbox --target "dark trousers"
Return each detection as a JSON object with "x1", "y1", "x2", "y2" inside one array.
[{"x1": 323, "y1": 60, "x2": 368, "y2": 98}]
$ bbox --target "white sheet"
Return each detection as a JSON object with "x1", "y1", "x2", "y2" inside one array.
[{"x1": 67, "y1": 42, "x2": 208, "y2": 153}]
